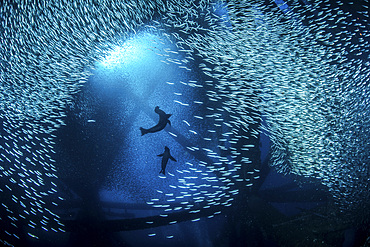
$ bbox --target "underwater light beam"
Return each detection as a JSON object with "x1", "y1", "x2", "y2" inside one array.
[{"x1": 97, "y1": 33, "x2": 163, "y2": 70}]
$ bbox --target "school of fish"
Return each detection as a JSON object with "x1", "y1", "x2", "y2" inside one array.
[{"x1": 1, "y1": 0, "x2": 369, "y2": 244}]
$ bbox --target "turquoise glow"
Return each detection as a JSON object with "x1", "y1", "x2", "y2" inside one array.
[
  {"x1": 94, "y1": 32, "x2": 179, "y2": 97},
  {"x1": 98, "y1": 33, "x2": 159, "y2": 70}
]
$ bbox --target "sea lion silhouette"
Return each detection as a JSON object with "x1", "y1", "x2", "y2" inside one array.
[
  {"x1": 157, "y1": 146, "x2": 176, "y2": 175},
  {"x1": 140, "y1": 106, "x2": 172, "y2": 136}
]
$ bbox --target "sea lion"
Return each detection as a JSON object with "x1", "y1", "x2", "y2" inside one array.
[
  {"x1": 157, "y1": 146, "x2": 176, "y2": 175},
  {"x1": 140, "y1": 106, "x2": 172, "y2": 136}
]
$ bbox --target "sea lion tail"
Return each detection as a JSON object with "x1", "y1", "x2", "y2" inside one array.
[
  {"x1": 140, "y1": 127, "x2": 147, "y2": 136},
  {"x1": 159, "y1": 169, "x2": 165, "y2": 175}
]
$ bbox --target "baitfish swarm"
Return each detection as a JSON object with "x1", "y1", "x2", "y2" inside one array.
[
  {"x1": 0, "y1": 0, "x2": 369, "y2": 245},
  {"x1": 253, "y1": 0, "x2": 370, "y2": 210}
]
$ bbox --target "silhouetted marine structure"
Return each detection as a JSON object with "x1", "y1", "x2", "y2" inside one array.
[
  {"x1": 60, "y1": 152, "x2": 369, "y2": 247},
  {"x1": 59, "y1": 151, "x2": 369, "y2": 247}
]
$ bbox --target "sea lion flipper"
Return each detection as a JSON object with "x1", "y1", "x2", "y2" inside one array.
[
  {"x1": 140, "y1": 127, "x2": 147, "y2": 136},
  {"x1": 167, "y1": 120, "x2": 171, "y2": 126}
]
